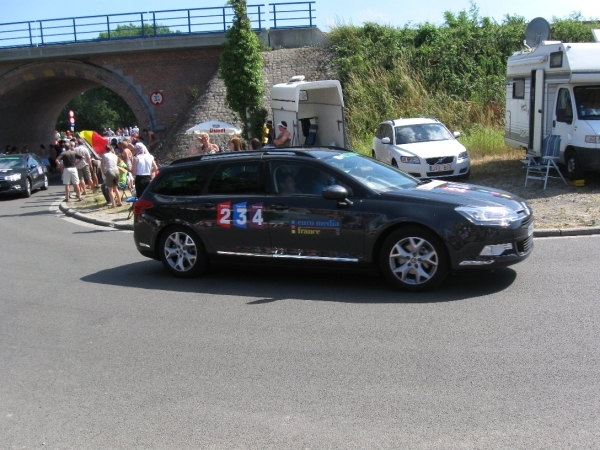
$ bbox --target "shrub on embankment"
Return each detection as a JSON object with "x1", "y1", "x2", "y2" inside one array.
[{"x1": 328, "y1": 7, "x2": 599, "y2": 157}]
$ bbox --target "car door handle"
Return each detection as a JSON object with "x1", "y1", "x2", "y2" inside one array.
[{"x1": 269, "y1": 204, "x2": 289, "y2": 211}]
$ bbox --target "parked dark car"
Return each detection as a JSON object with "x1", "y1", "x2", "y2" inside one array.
[
  {"x1": 0, "y1": 153, "x2": 49, "y2": 198},
  {"x1": 133, "y1": 148, "x2": 534, "y2": 291}
]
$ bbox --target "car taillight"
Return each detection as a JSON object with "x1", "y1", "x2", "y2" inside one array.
[{"x1": 134, "y1": 198, "x2": 154, "y2": 215}]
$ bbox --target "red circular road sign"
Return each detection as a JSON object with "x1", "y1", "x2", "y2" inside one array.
[{"x1": 149, "y1": 91, "x2": 164, "y2": 106}]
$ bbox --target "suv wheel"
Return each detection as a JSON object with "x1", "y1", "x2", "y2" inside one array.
[
  {"x1": 391, "y1": 159, "x2": 399, "y2": 168},
  {"x1": 159, "y1": 226, "x2": 208, "y2": 278},
  {"x1": 379, "y1": 226, "x2": 449, "y2": 292},
  {"x1": 41, "y1": 174, "x2": 49, "y2": 190},
  {"x1": 372, "y1": 150, "x2": 376, "y2": 159}
]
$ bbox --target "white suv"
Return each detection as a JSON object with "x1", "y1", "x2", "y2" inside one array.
[{"x1": 372, "y1": 118, "x2": 470, "y2": 179}]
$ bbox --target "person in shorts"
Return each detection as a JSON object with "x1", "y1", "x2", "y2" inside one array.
[
  {"x1": 74, "y1": 139, "x2": 93, "y2": 194},
  {"x1": 56, "y1": 148, "x2": 83, "y2": 202},
  {"x1": 101, "y1": 145, "x2": 122, "y2": 208}
]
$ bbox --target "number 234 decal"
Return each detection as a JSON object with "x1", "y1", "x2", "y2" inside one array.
[{"x1": 217, "y1": 202, "x2": 264, "y2": 229}]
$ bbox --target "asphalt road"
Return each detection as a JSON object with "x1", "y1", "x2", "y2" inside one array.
[{"x1": 1, "y1": 183, "x2": 599, "y2": 449}]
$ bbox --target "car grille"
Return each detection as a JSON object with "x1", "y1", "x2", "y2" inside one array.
[
  {"x1": 426, "y1": 156, "x2": 454, "y2": 165},
  {"x1": 516, "y1": 236, "x2": 533, "y2": 254},
  {"x1": 521, "y1": 215, "x2": 533, "y2": 229},
  {"x1": 0, "y1": 176, "x2": 5, "y2": 182},
  {"x1": 426, "y1": 170, "x2": 454, "y2": 177}
]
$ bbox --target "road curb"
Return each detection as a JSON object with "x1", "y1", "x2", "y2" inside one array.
[
  {"x1": 59, "y1": 202, "x2": 133, "y2": 231},
  {"x1": 57, "y1": 202, "x2": 600, "y2": 237},
  {"x1": 534, "y1": 226, "x2": 600, "y2": 237}
]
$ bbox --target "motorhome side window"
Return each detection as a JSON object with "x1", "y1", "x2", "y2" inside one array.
[
  {"x1": 513, "y1": 79, "x2": 525, "y2": 99},
  {"x1": 549, "y1": 52, "x2": 563, "y2": 68},
  {"x1": 556, "y1": 88, "x2": 574, "y2": 124}
]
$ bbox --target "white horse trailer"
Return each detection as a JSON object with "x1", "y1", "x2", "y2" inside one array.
[
  {"x1": 270, "y1": 76, "x2": 347, "y2": 148},
  {"x1": 505, "y1": 19, "x2": 600, "y2": 179}
]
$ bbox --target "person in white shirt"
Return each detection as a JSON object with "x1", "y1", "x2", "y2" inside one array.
[{"x1": 131, "y1": 143, "x2": 157, "y2": 197}]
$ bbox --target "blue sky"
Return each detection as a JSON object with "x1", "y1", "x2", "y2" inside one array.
[{"x1": 1, "y1": 0, "x2": 597, "y2": 31}]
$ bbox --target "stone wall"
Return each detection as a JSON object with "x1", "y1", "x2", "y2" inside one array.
[{"x1": 155, "y1": 46, "x2": 336, "y2": 162}]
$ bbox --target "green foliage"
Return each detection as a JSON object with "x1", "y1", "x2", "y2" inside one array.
[
  {"x1": 98, "y1": 23, "x2": 174, "y2": 39},
  {"x1": 56, "y1": 87, "x2": 137, "y2": 132},
  {"x1": 220, "y1": 0, "x2": 265, "y2": 139},
  {"x1": 328, "y1": 7, "x2": 599, "y2": 156}
]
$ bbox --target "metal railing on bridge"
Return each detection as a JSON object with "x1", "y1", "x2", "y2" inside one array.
[{"x1": 0, "y1": 2, "x2": 316, "y2": 49}]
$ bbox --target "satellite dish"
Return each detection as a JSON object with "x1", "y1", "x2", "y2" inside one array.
[{"x1": 525, "y1": 17, "x2": 551, "y2": 48}]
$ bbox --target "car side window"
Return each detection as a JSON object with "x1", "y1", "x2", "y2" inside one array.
[
  {"x1": 556, "y1": 88, "x2": 573, "y2": 124},
  {"x1": 27, "y1": 157, "x2": 37, "y2": 167},
  {"x1": 269, "y1": 161, "x2": 354, "y2": 196},
  {"x1": 150, "y1": 165, "x2": 213, "y2": 196},
  {"x1": 384, "y1": 125, "x2": 394, "y2": 142},
  {"x1": 207, "y1": 162, "x2": 263, "y2": 195},
  {"x1": 376, "y1": 125, "x2": 384, "y2": 140}
]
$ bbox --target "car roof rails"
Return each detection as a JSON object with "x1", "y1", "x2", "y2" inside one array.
[{"x1": 168, "y1": 146, "x2": 354, "y2": 166}]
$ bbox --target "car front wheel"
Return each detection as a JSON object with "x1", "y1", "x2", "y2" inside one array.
[
  {"x1": 159, "y1": 226, "x2": 208, "y2": 278},
  {"x1": 41, "y1": 174, "x2": 48, "y2": 190},
  {"x1": 23, "y1": 178, "x2": 31, "y2": 198},
  {"x1": 379, "y1": 226, "x2": 449, "y2": 292},
  {"x1": 391, "y1": 159, "x2": 399, "y2": 168}
]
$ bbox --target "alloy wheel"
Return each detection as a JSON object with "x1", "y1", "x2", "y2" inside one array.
[
  {"x1": 389, "y1": 236, "x2": 439, "y2": 285},
  {"x1": 163, "y1": 231, "x2": 198, "y2": 273}
]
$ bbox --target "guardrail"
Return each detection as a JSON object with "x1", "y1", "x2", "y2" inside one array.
[
  {"x1": 0, "y1": 2, "x2": 316, "y2": 49},
  {"x1": 269, "y1": 2, "x2": 315, "y2": 29}
]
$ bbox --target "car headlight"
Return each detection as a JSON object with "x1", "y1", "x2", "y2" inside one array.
[
  {"x1": 5, "y1": 173, "x2": 22, "y2": 181},
  {"x1": 400, "y1": 156, "x2": 420, "y2": 164},
  {"x1": 455, "y1": 206, "x2": 519, "y2": 227},
  {"x1": 584, "y1": 135, "x2": 600, "y2": 143},
  {"x1": 458, "y1": 151, "x2": 469, "y2": 160}
]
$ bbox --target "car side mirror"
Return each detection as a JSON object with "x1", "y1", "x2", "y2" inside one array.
[
  {"x1": 453, "y1": 131, "x2": 461, "y2": 138},
  {"x1": 381, "y1": 137, "x2": 391, "y2": 144},
  {"x1": 322, "y1": 185, "x2": 353, "y2": 206},
  {"x1": 29, "y1": 164, "x2": 36, "y2": 169}
]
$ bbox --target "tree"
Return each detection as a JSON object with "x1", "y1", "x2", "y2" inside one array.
[
  {"x1": 56, "y1": 87, "x2": 137, "y2": 132},
  {"x1": 220, "y1": 0, "x2": 266, "y2": 139},
  {"x1": 98, "y1": 23, "x2": 174, "y2": 39}
]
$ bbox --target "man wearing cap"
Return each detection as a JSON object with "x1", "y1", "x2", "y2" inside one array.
[{"x1": 273, "y1": 121, "x2": 292, "y2": 147}]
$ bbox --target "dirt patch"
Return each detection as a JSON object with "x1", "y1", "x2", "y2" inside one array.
[{"x1": 471, "y1": 155, "x2": 600, "y2": 229}]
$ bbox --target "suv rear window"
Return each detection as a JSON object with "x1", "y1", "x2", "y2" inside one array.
[{"x1": 150, "y1": 166, "x2": 213, "y2": 196}]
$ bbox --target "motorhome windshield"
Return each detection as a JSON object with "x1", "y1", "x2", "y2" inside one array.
[
  {"x1": 395, "y1": 124, "x2": 453, "y2": 144},
  {"x1": 574, "y1": 86, "x2": 600, "y2": 120}
]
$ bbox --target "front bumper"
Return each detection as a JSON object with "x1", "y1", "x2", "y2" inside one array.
[
  {"x1": 448, "y1": 215, "x2": 534, "y2": 270},
  {"x1": 574, "y1": 146, "x2": 600, "y2": 172},
  {"x1": 0, "y1": 181, "x2": 25, "y2": 194},
  {"x1": 400, "y1": 158, "x2": 470, "y2": 178}
]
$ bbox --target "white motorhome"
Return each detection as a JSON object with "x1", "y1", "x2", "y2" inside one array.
[
  {"x1": 270, "y1": 76, "x2": 347, "y2": 148},
  {"x1": 505, "y1": 20, "x2": 600, "y2": 179}
]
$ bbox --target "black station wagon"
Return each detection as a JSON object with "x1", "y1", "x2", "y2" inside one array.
[{"x1": 133, "y1": 148, "x2": 533, "y2": 292}]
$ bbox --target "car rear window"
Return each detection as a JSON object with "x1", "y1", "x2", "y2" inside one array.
[{"x1": 150, "y1": 166, "x2": 213, "y2": 196}]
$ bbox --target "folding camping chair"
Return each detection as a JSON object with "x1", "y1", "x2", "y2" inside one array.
[
  {"x1": 524, "y1": 135, "x2": 567, "y2": 189},
  {"x1": 125, "y1": 196, "x2": 137, "y2": 220},
  {"x1": 304, "y1": 124, "x2": 318, "y2": 146}
]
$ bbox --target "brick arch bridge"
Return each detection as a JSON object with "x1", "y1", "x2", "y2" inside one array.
[
  {"x1": 0, "y1": 60, "x2": 157, "y2": 148},
  {"x1": 0, "y1": 27, "x2": 326, "y2": 150}
]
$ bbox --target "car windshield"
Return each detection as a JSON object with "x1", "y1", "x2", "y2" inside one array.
[
  {"x1": 574, "y1": 86, "x2": 600, "y2": 120},
  {"x1": 321, "y1": 153, "x2": 418, "y2": 193},
  {"x1": 0, "y1": 158, "x2": 25, "y2": 169},
  {"x1": 395, "y1": 123, "x2": 453, "y2": 144}
]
